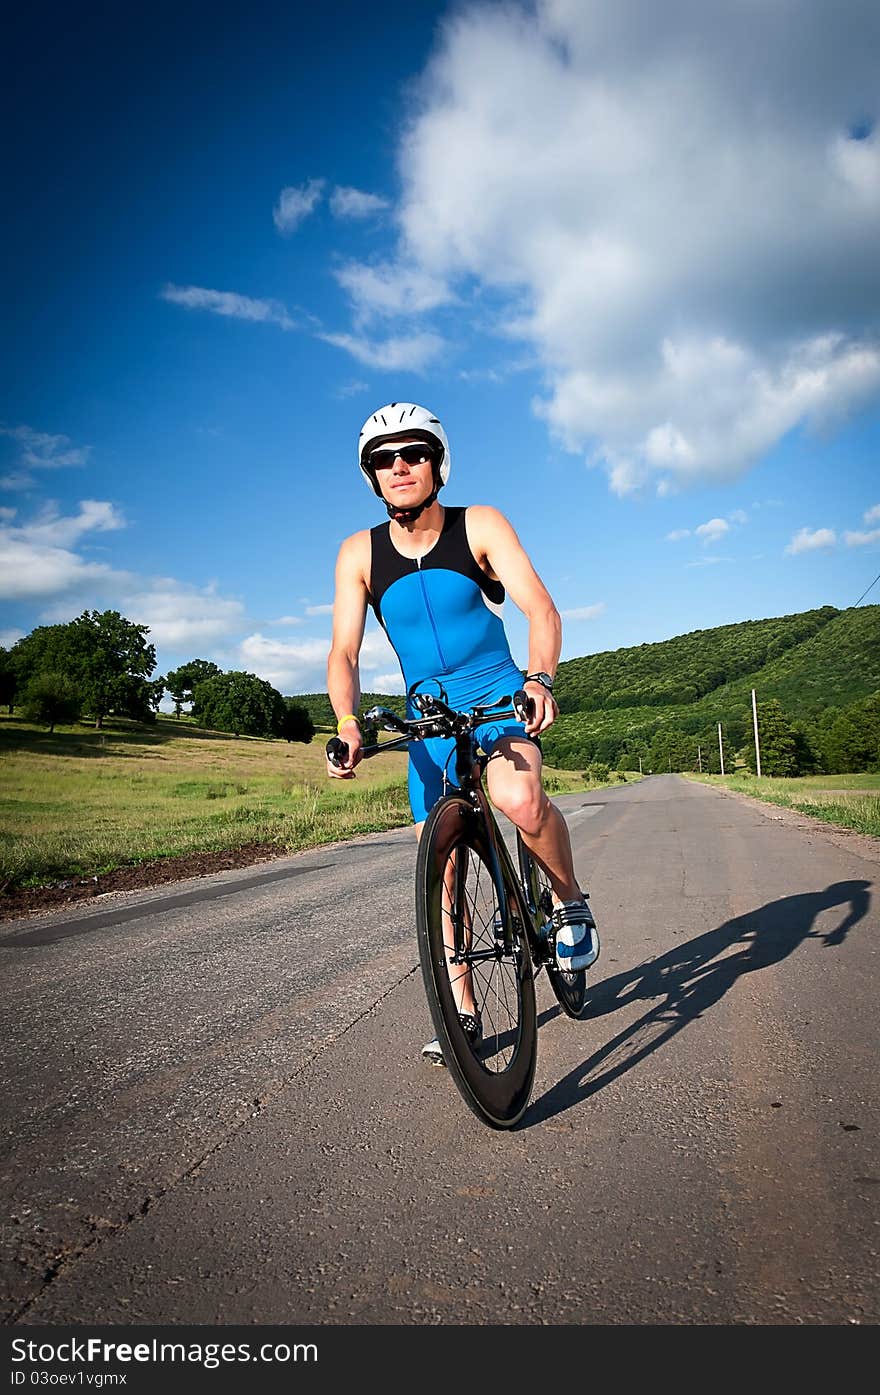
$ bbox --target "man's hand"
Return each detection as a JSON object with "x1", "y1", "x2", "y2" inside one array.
[
  {"x1": 522, "y1": 680, "x2": 558, "y2": 736},
  {"x1": 326, "y1": 719, "x2": 364, "y2": 779}
]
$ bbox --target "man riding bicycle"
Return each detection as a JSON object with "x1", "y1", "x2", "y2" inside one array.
[{"x1": 326, "y1": 402, "x2": 599, "y2": 1063}]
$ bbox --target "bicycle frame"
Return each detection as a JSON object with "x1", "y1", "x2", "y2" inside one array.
[
  {"x1": 327, "y1": 690, "x2": 548, "y2": 962},
  {"x1": 445, "y1": 732, "x2": 544, "y2": 963}
]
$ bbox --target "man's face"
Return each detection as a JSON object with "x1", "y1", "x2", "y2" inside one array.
[{"x1": 369, "y1": 438, "x2": 436, "y2": 509}]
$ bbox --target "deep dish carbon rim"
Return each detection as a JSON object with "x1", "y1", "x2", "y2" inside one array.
[{"x1": 416, "y1": 796, "x2": 537, "y2": 1127}]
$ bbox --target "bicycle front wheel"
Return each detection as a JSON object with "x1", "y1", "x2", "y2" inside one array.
[
  {"x1": 516, "y1": 831, "x2": 588, "y2": 1018},
  {"x1": 416, "y1": 796, "x2": 537, "y2": 1129}
]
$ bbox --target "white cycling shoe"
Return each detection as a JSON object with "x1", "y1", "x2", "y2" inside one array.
[
  {"x1": 422, "y1": 1012, "x2": 483, "y2": 1066},
  {"x1": 551, "y1": 895, "x2": 600, "y2": 972}
]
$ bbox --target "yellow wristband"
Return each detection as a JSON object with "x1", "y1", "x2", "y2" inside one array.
[{"x1": 336, "y1": 714, "x2": 359, "y2": 734}]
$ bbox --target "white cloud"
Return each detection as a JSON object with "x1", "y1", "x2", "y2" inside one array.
[
  {"x1": 273, "y1": 179, "x2": 325, "y2": 234},
  {"x1": 0, "y1": 507, "x2": 16, "y2": 521},
  {"x1": 0, "y1": 474, "x2": 35, "y2": 492},
  {"x1": 695, "y1": 517, "x2": 730, "y2": 544},
  {"x1": 366, "y1": 671, "x2": 406, "y2": 695},
  {"x1": 24, "y1": 499, "x2": 125, "y2": 548},
  {"x1": 786, "y1": 527, "x2": 837, "y2": 554},
  {"x1": 238, "y1": 633, "x2": 331, "y2": 693},
  {"x1": 728, "y1": 509, "x2": 749, "y2": 525},
  {"x1": 0, "y1": 424, "x2": 91, "y2": 470},
  {"x1": 333, "y1": 260, "x2": 451, "y2": 321},
  {"x1": 161, "y1": 283, "x2": 298, "y2": 331},
  {"x1": 0, "y1": 628, "x2": 25, "y2": 648},
  {"x1": 844, "y1": 528, "x2": 880, "y2": 547},
  {"x1": 560, "y1": 602, "x2": 605, "y2": 621},
  {"x1": 235, "y1": 624, "x2": 401, "y2": 694},
  {"x1": 864, "y1": 503, "x2": 880, "y2": 524},
  {"x1": 665, "y1": 528, "x2": 691, "y2": 542},
  {"x1": 122, "y1": 581, "x2": 246, "y2": 649},
  {"x1": 381, "y1": 0, "x2": 880, "y2": 493},
  {"x1": 0, "y1": 536, "x2": 118, "y2": 600},
  {"x1": 0, "y1": 503, "x2": 249, "y2": 661},
  {"x1": 330, "y1": 186, "x2": 390, "y2": 219},
  {"x1": 333, "y1": 380, "x2": 370, "y2": 399},
  {"x1": 319, "y1": 330, "x2": 444, "y2": 372},
  {"x1": 305, "y1": 603, "x2": 333, "y2": 616},
  {"x1": 266, "y1": 615, "x2": 304, "y2": 627},
  {"x1": 0, "y1": 501, "x2": 127, "y2": 600}
]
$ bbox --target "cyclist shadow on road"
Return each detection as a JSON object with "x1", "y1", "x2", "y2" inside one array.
[{"x1": 527, "y1": 879, "x2": 871, "y2": 1127}]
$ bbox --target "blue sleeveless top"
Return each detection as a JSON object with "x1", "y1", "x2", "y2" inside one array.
[{"x1": 369, "y1": 506, "x2": 517, "y2": 694}]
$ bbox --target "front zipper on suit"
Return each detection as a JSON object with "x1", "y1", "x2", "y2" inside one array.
[{"x1": 417, "y1": 556, "x2": 448, "y2": 672}]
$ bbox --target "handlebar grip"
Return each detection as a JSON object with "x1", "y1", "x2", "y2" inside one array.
[
  {"x1": 513, "y1": 688, "x2": 535, "y2": 723},
  {"x1": 326, "y1": 736, "x2": 349, "y2": 768}
]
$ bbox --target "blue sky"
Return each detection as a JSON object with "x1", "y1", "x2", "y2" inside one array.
[{"x1": 2, "y1": 0, "x2": 879, "y2": 701}]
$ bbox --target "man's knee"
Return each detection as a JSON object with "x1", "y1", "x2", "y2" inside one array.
[{"x1": 492, "y1": 777, "x2": 550, "y2": 835}]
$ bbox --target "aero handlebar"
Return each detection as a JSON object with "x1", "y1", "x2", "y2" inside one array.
[{"x1": 326, "y1": 689, "x2": 535, "y2": 769}]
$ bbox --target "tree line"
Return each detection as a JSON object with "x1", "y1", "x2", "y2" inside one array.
[
  {"x1": 542, "y1": 691, "x2": 880, "y2": 776},
  {"x1": 0, "y1": 611, "x2": 314, "y2": 742},
  {"x1": 3, "y1": 603, "x2": 877, "y2": 772}
]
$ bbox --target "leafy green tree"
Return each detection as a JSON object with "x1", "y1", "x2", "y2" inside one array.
[
  {"x1": 68, "y1": 610, "x2": 157, "y2": 727},
  {"x1": 165, "y1": 659, "x2": 222, "y2": 716},
  {"x1": 745, "y1": 697, "x2": 811, "y2": 776},
  {"x1": 278, "y1": 699, "x2": 315, "y2": 743},
  {"x1": 648, "y1": 728, "x2": 695, "y2": 772},
  {"x1": 191, "y1": 670, "x2": 286, "y2": 737},
  {"x1": 0, "y1": 647, "x2": 17, "y2": 713},
  {"x1": 22, "y1": 672, "x2": 82, "y2": 733},
  {"x1": 810, "y1": 691, "x2": 880, "y2": 772},
  {"x1": 12, "y1": 611, "x2": 157, "y2": 728},
  {"x1": 10, "y1": 624, "x2": 77, "y2": 690}
]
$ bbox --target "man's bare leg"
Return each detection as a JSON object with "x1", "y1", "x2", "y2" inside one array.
[
  {"x1": 414, "y1": 821, "x2": 478, "y2": 1015},
  {"x1": 484, "y1": 739, "x2": 582, "y2": 903}
]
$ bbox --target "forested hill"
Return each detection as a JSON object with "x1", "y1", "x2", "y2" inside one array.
[
  {"x1": 553, "y1": 605, "x2": 877, "y2": 716},
  {"x1": 294, "y1": 604, "x2": 879, "y2": 771},
  {"x1": 544, "y1": 603, "x2": 880, "y2": 769}
]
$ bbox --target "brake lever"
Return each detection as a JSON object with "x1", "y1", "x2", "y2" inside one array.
[
  {"x1": 513, "y1": 688, "x2": 535, "y2": 724},
  {"x1": 326, "y1": 736, "x2": 349, "y2": 768}
]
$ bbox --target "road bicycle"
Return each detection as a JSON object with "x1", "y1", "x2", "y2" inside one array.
[{"x1": 327, "y1": 689, "x2": 588, "y2": 1129}]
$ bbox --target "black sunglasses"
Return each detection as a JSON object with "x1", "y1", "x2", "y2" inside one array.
[{"x1": 368, "y1": 442, "x2": 436, "y2": 470}]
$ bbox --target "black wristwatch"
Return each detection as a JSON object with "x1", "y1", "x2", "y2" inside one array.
[{"x1": 524, "y1": 671, "x2": 554, "y2": 693}]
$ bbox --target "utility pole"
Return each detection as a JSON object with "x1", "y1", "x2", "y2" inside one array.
[
  {"x1": 718, "y1": 721, "x2": 725, "y2": 776},
  {"x1": 751, "y1": 688, "x2": 762, "y2": 777},
  {"x1": 638, "y1": 755, "x2": 642, "y2": 775},
  {"x1": 697, "y1": 744, "x2": 702, "y2": 773}
]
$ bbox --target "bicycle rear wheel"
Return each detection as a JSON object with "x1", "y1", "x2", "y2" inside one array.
[
  {"x1": 516, "y1": 832, "x2": 588, "y2": 1018},
  {"x1": 416, "y1": 795, "x2": 537, "y2": 1128}
]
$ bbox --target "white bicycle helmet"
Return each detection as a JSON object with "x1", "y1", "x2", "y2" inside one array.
[{"x1": 358, "y1": 402, "x2": 451, "y2": 497}]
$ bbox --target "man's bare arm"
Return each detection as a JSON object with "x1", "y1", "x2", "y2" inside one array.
[
  {"x1": 326, "y1": 531, "x2": 371, "y2": 776},
  {"x1": 466, "y1": 505, "x2": 562, "y2": 734}
]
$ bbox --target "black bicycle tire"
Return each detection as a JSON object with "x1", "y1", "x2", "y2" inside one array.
[
  {"x1": 516, "y1": 831, "x2": 588, "y2": 1018},
  {"x1": 416, "y1": 795, "x2": 537, "y2": 1128}
]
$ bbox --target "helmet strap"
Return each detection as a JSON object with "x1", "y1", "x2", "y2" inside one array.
[
  {"x1": 385, "y1": 485, "x2": 438, "y2": 524},
  {"x1": 382, "y1": 460, "x2": 444, "y2": 524}
]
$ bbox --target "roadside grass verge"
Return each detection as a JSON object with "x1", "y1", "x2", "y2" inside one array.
[
  {"x1": 689, "y1": 772, "x2": 880, "y2": 837},
  {"x1": 0, "y1": 715, "x2": 413, "y2": 888},
  {"x1": 0, "y1": 714, "x2": 616, "y2": 888}
]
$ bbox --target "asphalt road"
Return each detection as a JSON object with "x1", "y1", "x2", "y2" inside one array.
[{"x1": 1, "y1": 775, "x2": 877, "y2": 1326}]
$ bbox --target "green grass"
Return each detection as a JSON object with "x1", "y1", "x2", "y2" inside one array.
[
  {"x1": 0, "y1": 713, "x2": 607, "y2": 889},
  {"x1": 689, "y1": 772, "x2": 880, "y2": 836}
]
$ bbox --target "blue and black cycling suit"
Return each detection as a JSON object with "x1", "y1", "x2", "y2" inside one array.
[{"x1": 368, "y1": 505, "x2": 532, "y2": 822}]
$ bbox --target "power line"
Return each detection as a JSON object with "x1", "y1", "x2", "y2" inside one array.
[{"x1": 853, "y1": 570, "x2": 880, "y2": 608}]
